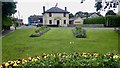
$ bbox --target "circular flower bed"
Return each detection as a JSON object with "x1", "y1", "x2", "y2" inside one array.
[{"x1": 1, "y1": 52, "x2": 120, "y2": 68}]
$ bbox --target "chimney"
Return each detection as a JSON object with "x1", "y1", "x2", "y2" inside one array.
[
  {"x1": 65, "y1": 7, "x2": 67, "y2": 11},
  {"x1": 43, "y1": 6, "x2": 45, "y2": 13}
]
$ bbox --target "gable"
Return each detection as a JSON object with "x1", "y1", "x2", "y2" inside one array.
[
  {"x1": 89, "y1": 14, "x2": 100, "y2": 18},
  {"x1": 74, "y1": 17, "x2": 83, "y2": 22}
]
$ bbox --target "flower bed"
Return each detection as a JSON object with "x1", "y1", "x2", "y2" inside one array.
[
  {"x1": 30, "y1": 26, "x2": 50, "y2": 37},
  {"x1": 1, "y1": 52, "x2": 120, "y2": 68},
  {"x1": 72, "y1": 26, "x2": 86, "y2": 38}
]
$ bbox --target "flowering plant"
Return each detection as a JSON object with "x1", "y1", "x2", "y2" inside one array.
[{"x1": 1, "y1": 52, "x2": 120, "y2": 68}]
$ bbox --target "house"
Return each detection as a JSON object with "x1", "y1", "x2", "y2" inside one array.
[
  {"x1": 69, "y1": 17, "x2": 83, "y2": 25},
  {"x1": 88, "y1": 13, "x2": 102, "y2": 18},
  {"x1": 28, "y1": 15, "x2": 43, "y2": 25},
  {"x1": 42, "y1": 6, "x2": 70, "y2": 27}
]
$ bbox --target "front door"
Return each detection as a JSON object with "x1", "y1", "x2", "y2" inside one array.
[{"x1": 57, "y1": 20, "x2": 60, "y2": 26}]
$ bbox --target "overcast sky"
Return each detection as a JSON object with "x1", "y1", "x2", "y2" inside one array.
[{"x1": 15, "y1": 0, "x2": 118, "y2": 24}]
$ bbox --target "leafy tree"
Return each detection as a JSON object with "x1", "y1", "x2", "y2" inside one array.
[
  {"x1": 94, "y1": 2, "x2": 102, "y2": 11},
  {"x1": 69, "y1": 13, "x2": 74, "y2": 18},
  {"x1": 105, "y1": 10, "x2": 116, "y2": 16},
  {"x1": 2, "y1": 2, "x2": 17, "y2": 30},
  {"x1": 80, "y1": 0, "x2": 120, "y2": 11},
  {"x1": 75, "y1": 11, "x2": 83, "y2": 17}
]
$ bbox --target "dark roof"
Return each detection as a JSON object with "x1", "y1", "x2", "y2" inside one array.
[
  {"x1": 69, "y1": 17, "x2": 82, "y2": 21},
  {"x1": 29, "y1": 15, "x2": 43, "y2": 18},
  {"x1": 44, "y1": 7, "x2": 69, "y2": 13},
  {"x1": 69, "y1": 17, "x2": 78, "y2": 21},
  {"x1": 87, "y1": 13, "x2": 102, "y2": 17}
]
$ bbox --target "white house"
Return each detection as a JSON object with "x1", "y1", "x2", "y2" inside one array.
[
  {"x1": 88, "y1": 13, "x2": 102, "y2": 18},
  {"x1": 42, "y1": 6, "x2": 70, "y2": 27},
  {"x1": 69, "y1": 17, "x2": 83, "y2": 25},
  {"x1": 88, "y1": 13, "x2": 101, "y2": 18}
]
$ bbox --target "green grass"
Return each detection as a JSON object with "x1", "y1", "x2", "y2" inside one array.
[{"x1": 2, "y1": 28, "x2": 118, "y2": 62}]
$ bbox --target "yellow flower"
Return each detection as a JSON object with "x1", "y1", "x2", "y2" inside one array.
[
  {"x1": 34, "y1": 59, "x2": 38, "y2": 61},
  {"x1": 44, "y1": 56, "x2": 47, "y2": 58},
  {"x1": 22, "y1": 62, "x2": 25, "y2": 64},
  {"x1": 32, "y1": 58, "x2": 36, "y2": 61},
  {"x1": 5, "y1": 63, "x2": 9, "y2": 67},
  {"x1": 113, "y1": 55, "x2": 119, "y2": 59},
  {"x1": 13, "y1": 62, "x2": 18, "y2": 66},
  {"x1": 28, "y1": 57, "x2": 32, "y2": 60},
  {"x1": 10, "y1": 61, "x2": 14, "y2": 64},
  {"x1": 37, "y1": 56, "x2": 40, "y2": 60},
  {"x1": 0, "y1": 65, "x2": 3, "y2": 68}
]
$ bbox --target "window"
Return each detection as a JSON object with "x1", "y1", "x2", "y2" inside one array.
[
  {"x1": 49, "y1": 20, "x2": 52, "y2": 24},
  {"x1": 64, "y1": 20, "x2": 66, "y2": 24},
  {"x1": 63, "y1": 13, "x2": 66, "y2": 17},
  {"x1": 49, "y1": 13, "x2": 52, "y2": 17}
]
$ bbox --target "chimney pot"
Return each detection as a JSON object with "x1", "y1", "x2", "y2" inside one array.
[
  {"x1": 43, "y1": 6, "x2": 45, "y2": 13},
  {"x1": 65, "y1": 7, "x2": 67, "y2": 11}
]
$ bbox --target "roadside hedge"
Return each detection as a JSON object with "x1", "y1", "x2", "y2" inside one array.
[
  {"x1": 84, "y1": 16, "x2": 105, "y2": 24},
  {"x1": 83, "y1": 15, "x2": 120, "y2": 27}
]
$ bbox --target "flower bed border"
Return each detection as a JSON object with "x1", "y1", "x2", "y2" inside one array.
[{"x1": 30, "y1": 28, "x2": 51, "y2": 37}]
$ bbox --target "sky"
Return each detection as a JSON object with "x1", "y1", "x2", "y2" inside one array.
[{"x1": 15, "y1": 0, "x2": 118, "y2": 24}]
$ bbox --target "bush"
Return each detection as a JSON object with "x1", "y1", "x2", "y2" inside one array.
[
  {"x1": 105, "y1": 15, "x2": 120, "y2": 27},
  {"x1": 1, "y1": 52, "x2": 120, "y2": 68},
  {"x1": 73, "y1": 26, "x2": 86, "y2": 38},
  {"x1": 84, "y1": 16, "x2": 105, "y2": 24}
]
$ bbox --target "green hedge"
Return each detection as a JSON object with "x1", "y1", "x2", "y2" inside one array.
[
  {"x1": 83, "y1": 15, "x2": 120, "y2": 27},
  {"x1": 84, "y1": 16, "x2": 105, "y2": 24},
  {"x1": 105, "y1": 15, "x2": 120, "y2": 27}
]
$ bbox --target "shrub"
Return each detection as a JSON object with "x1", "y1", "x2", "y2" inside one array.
[
  {"x1": 73, "y1": 26, "x2": 86, "y2": 38},
  {"x1": 84, "y1": 16, "x2": 105, "y2": 24}
]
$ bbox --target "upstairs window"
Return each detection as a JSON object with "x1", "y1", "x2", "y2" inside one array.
[
  {"x1": 63, "y1": 13, "x2": 66, "y2": 17},
  {"x1": 49, "y1": 13, "x2": 52, "y2": 17}
]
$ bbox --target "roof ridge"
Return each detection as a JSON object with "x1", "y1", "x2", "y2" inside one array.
[{"x1": 44, "y1": 6, "x2": 69, "y2": 13}]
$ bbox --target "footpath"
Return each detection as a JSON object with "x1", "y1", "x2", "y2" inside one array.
[{"x1": 0, "y1": 27, "x2": 15, "y2": 38}]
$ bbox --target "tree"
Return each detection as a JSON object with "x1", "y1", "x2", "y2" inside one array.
[
  {"x1": 2, "y1": 2, "x2": 17, "y2": 30},
  {"x1": 75, "y1": 11, "x2": 84, "y2": 17},
  {"x1": 69, "y1": 13, "x2": 74, "y2": 18},
  {"x1": 80, "y1": 0, "x2": 120, "y2": 11},
  {"x1": 105, "y1": 10, "x2": 116, "y2": 16}
]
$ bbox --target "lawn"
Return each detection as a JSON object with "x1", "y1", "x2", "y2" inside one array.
[{"x1": 2, "y1": 28, "x2": 118, "y2": 62}]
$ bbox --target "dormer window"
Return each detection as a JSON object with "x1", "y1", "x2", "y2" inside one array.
[
  {"x1": 63, "y1": 13, "x2": 66, "y2": 17},
  {"x1": 49, "y1": 13, "x2": 52, "y2": 17}
]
